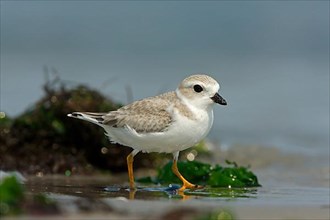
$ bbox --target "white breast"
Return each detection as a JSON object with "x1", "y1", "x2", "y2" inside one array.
[{"x1": 103, "y1": 106, "x2": 214, "y2": 154}]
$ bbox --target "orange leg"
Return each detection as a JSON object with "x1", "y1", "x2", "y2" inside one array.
[
  {"x1": 127, "y1": 150, "x2": 139, "y2": 190},
  {"x1": 171, "y1": 158, "x2": 203, "y2": 191}
]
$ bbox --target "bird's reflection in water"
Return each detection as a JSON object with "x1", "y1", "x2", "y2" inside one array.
[
  {"x1": 104, "y1": 185, "x2": 258, "y2": 200},
  {"x1": 105, "y1": 184, "x2": 194, "y2": 200}
]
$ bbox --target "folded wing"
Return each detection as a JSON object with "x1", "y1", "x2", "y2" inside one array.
[{"x1": 68, "y1": 92, "x2": 174, "y2": 133}]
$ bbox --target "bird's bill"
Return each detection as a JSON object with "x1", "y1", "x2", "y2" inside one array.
[{"x1": 211, "y1": 93, "x2": 227, "y2": 105}]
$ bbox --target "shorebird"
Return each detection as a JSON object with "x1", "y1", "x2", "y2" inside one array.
[{"x1": 68, "y1": 74, "x2": 227, "y2": 191}]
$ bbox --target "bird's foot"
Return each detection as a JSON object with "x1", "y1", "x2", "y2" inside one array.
[{"x1": 179, "y1": 182, "x2": 204, "y2": 191}]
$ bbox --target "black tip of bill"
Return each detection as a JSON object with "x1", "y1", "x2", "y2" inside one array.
[{"x1": 211, "y1": 93, "x2": 227, "y2": 105}]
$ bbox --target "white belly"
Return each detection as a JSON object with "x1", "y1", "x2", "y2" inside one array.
[{"x1": 103, "y1": 108, "x2": 214, "y2": 153}]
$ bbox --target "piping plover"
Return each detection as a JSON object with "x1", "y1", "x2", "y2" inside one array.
[{"x1": 68, "y1": 74, "x2": 227, "y2": 191}]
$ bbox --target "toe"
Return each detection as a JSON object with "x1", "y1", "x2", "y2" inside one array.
[
  {"x1": 194, "y1": 184, "x2": 204, "y2": 189},
  {"x1": 179, "y1": 183, "x2": 204, "y2": 191}
]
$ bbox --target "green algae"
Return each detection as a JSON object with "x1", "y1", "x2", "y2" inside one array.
[
  {"x1": 0, "y1": 176, "x2": 59, "y2": 216},
  {"x1": 0, "y1": 176, "x2": 24, "y2": 216},
  {"x1": 0, "y1": 76, "x2": 162, "y2": 175},
  {"x1": 137, "y1": 160, "x2": 261, "y2": 188}
]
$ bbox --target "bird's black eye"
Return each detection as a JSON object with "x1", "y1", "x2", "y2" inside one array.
[{"x1": 193, "y1": 84, "x2": 203, "y2": 93}]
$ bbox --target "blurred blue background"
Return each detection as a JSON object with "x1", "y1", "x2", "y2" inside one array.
[{"x1": 1, "y1": 1, "x2": 329, "y2": 158}]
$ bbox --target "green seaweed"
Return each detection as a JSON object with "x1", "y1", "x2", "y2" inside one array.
[
  {"x1": 0, "y1": 176, "x2": 60, "y2": 216},
  {"x1": 0, "y1": 176, "x2": 24, "y2": 216},
  {"x1": 0, "y1": 74, "x2": 163, "y2": 175},
  {"x1": 157, "y1": 161, "x2": 211, "y2": 185},
  {"x1": 137, "y1": 160, "x2": 261, "y2": 188}
]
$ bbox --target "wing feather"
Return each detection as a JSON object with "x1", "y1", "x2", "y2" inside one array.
[{"x1": 102, "y1": 92, "x2": 175, "y2": 133}]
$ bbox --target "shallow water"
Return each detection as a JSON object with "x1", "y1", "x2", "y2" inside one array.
[
  {"x1": 23, "y1": 141, "x2": 329, "y2": 210},
  {"x1": 19, "y1": 166, "x2": 329, "y2": 220},
  {"x1": 25, "y1": 175, "x2": 329, "y2": 206}
]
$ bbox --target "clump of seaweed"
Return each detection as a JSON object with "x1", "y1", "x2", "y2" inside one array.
[
  {"x1": 137, "y1": 160, "x2": 261, "y2": 188},
  {"x1": 0, "y1": 175, "x2": 59, "y2": 216},
  {"x1": 0, "y1": 176, "x2": 25, "y2": 216},
  {"x1": 0, "y1": 73, "x2": 161, "y2": 175}
]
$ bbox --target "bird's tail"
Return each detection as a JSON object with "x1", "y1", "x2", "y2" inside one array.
[{"x1": 67, "y1": 112, "x2": 106, "y2": 125}]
